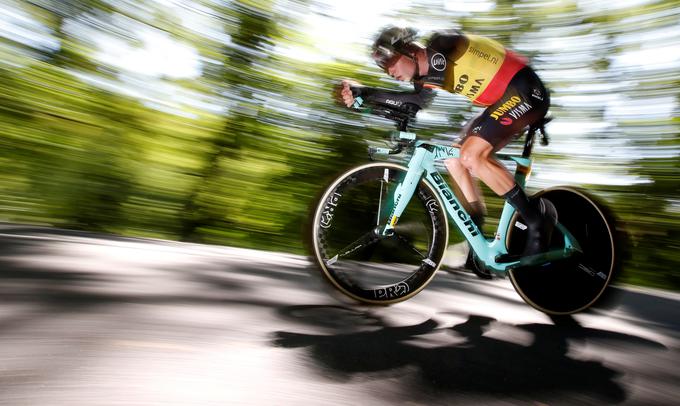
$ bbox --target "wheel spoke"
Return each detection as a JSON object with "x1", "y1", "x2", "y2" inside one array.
[
  {"x1": 326, "y1": 231, "x2": 379, "y2": 266},
  {"x1": 377, "y1": 179, "x2": 384, "y2": 226},
  {"x1": 394, "y1": 233, "x2": 427, "y2": 260},
  {"x1": 377, "y1": 168, "x2": 393, "y2": 226}
]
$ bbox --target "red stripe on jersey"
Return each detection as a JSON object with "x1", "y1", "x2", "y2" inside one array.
[{"x1": 474, "y1": 51, "x2": 528, "y2": 106}]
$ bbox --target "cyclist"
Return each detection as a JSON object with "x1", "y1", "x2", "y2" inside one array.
[{"x1": 339, "y1": 26, "x2": 555, "y2": 257}]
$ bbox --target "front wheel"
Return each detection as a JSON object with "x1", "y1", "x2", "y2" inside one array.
[
  {"x1": 311, "y1": 163, "x2": 449, "y2": 304},
  {"x1": 507, "y1": 187, "x2": 618, "y2": 315}
]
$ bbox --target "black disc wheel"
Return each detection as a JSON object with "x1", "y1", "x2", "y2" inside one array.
[
  {"x1": 311, "y1": 163, "x2": 449, "y2": 304},
  {"x1": 507, "y1": 187, "x2": 617, "y2": 314}
]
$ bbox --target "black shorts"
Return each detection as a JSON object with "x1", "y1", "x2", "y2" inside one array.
[{"x1": 461, "y1": 67, "x2": 550, "y2": 150}]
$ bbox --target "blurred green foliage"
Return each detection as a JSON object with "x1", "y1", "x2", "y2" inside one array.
[{"x1": 0, "y1": 0, "x2": 678, "y2": 290}]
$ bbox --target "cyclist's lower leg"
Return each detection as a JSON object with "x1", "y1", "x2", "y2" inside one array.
[
  {"x1": 444, "y1": 158, "x2": 486, "y2": 229},
  {"x1": 444, "y1": 157, "x2": 487, "y2": 271},
  {"x1": 460, "y1": 136, "x2": 555, "y2": 256}
]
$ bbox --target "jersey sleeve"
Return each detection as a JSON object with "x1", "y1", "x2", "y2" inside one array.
[
  {"x1": 427, "y1": 30, "x2": 465, "y2": 55},
  {"x1": 357, "y1": 85, "x2": 435, "y2": 110}
]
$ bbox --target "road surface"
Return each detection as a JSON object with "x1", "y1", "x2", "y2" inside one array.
[{"x1": 0, "y1": 225, "x2": 678, "y2": 405}]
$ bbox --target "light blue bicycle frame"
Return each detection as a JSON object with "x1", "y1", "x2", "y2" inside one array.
[{"x1": 379, "y1": 131, "x2": 581, "y2": 274}]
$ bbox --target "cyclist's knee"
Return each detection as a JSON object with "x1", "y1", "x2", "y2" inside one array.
[
  {"x1": 460, "y1": 155, "x2": 482, "y2": 173},
  {"x1": 444, "y1": 158, "x2": 465, "y2": 175},
  {"x1": 460, "y1": 138, "x2": 493, "y2": 170}
]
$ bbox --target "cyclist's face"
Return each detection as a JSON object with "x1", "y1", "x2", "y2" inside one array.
[{"x1": 386, "y1": 55, "x2": 416, "y2": 82}]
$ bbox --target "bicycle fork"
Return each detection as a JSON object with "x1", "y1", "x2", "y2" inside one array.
[{"x1": 382, "y1": 148, "x2": 427, "y2": 235}]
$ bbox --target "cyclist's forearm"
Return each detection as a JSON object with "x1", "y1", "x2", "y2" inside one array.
[{"x1": 357, "y1": 87, "x2": 433, "y2": 109}]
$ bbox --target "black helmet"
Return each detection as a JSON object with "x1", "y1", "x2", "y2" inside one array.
[{"x1": 371, "y1": 26, "x2": 418, "y2": 69}]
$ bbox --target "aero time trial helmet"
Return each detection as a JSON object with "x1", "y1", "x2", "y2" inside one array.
[{"x1": 371, "y1": 26, "x2": 418, "y2": 69}]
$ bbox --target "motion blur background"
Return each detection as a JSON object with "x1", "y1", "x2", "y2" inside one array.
[{"x1": 0, "y1": 0, "x2": 678, "y2": 290}]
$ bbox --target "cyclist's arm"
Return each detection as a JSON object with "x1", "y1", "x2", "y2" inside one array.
[{"x1": 353, "y1": 85, "x2": 434, "y2": 110}]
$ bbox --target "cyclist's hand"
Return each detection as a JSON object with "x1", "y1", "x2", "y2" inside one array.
[{"x1": 340, "y1": 79, "x2": 361, "y2": 108}]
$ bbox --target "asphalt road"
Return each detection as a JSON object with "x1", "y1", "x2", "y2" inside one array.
[{"x1": 0, "y1": 225, "x2": 678, "y2": 405}]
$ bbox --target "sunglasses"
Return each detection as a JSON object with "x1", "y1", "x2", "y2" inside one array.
[{"x1": 372, "y1": 46, "x2": 402, "y2": 70}]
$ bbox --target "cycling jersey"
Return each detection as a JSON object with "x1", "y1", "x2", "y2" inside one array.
[
  {"x1": 356, "y1": 30, "x2": 548, "y2": 149},
  {"x1": 421, "y1": 31, "x2": 528, "y2": 106}
]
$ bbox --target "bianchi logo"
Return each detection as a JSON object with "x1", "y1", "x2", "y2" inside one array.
[{"x1": 430, "y1": 52, "x2": 447, "y2": 72}]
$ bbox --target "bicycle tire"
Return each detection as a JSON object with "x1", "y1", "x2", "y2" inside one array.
[
  {"x1": 507, "y1": 187, "x2": 617, "y2": 314},
  {"x1": 311, "y1": 163, "x2": 449, "y2": 304}
]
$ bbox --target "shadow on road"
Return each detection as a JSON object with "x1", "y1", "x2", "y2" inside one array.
[{"x1": 272, "y1": 305, "x2": 668, "y2": 404}]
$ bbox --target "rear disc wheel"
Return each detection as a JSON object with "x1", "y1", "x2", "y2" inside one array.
[{"x1": 507, "y1": 187, "x2": 617, "y2": 314}]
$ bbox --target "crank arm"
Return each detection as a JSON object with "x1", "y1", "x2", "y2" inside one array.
[{"x1": 504, "y1": 247, "x2": 581, "y2": 270}]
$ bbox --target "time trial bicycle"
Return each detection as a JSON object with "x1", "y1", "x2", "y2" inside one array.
[{"x1": 310, "y1": 99, "x2": 618, "y2": 315}]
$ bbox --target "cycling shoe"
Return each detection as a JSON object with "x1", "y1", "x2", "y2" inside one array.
[{"x1": 522, "y1": 198, "x2": 558, "y2": 257}]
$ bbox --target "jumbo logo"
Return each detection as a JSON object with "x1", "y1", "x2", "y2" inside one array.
[
  {"x1": 430, "y1": 172, "x2": 479, "y2": 237},
  {"x1": 454, "y1": 74, "x2": 468, "y2": 93},
  {"x1": 490, "y1": 96, "x2": 523, "y2": 120},
  {"x1": 374, "y1": 282, "x2": 409, "y2": 299},
  {"x1": 454, "y1": 74, "x2": 484, "y2": 98},
  {"x1": 431, "y1": 53, "x2": 447, "y2": 71}
]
